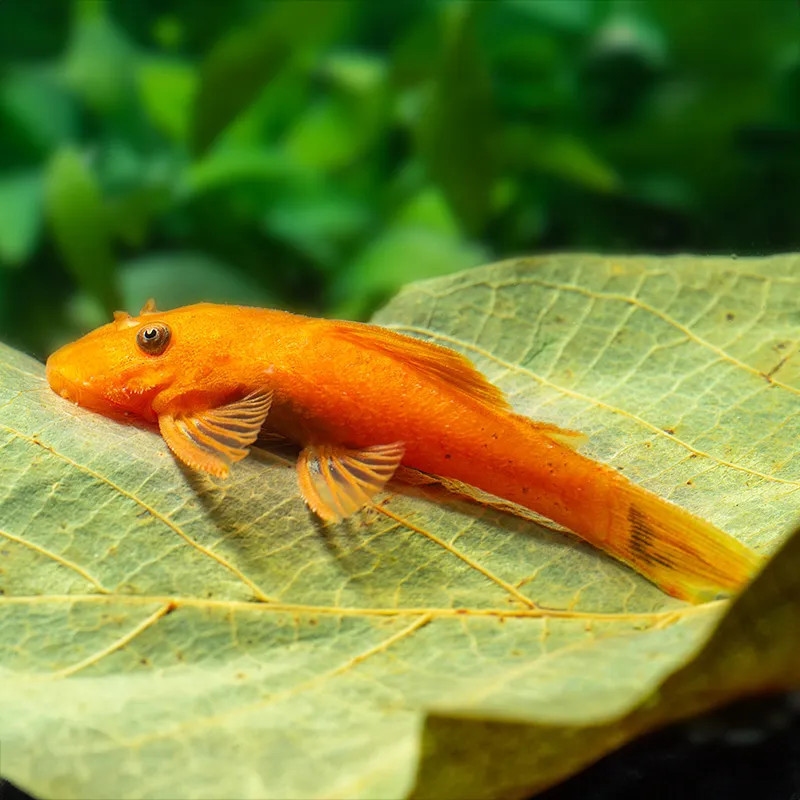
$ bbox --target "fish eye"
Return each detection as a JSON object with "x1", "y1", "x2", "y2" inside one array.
[{"x1": 136, "y1": 322, "x2": 171, "y2": 355}]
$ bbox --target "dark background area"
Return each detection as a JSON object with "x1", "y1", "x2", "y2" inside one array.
[
  {"x1": 1, "y1": 1, "x2": 799, "y2": 798},
  {"x1": 1, "y1": 0, "x2": 799, "y2": 360}
]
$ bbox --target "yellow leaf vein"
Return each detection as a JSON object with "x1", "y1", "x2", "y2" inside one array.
[
  {"x1": 41, "y1": 602, "x2": 174, "y2": 680},
  {"x1": 119, "y1": 612, "x2": 434, "y2": 748},
  {"x1": 0, "y1": 423, "x2": 275, "y2": 602},
  {"x1": 0, "y1": 593, "x2": 717, "y2": 625},
  {"x1": 492, "y1": 275, "x2": 800, "y2": 394},
  {"x1": 377, "y1": 505, "x2": 539, "y2": 609},
  {"x1": 0, "y1": 527, "x2": 109, "y2": 593}
]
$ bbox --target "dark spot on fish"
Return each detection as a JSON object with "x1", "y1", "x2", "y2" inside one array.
[
  {"x1": 491, "y1": 433, "x2": 498, "y2": 439},
  {"x1": 628, "y1": 506, "x2": 672, "y2": 569},
  {"x1": 522, "y1": 486, "x2": 529, "y2": 494},
  {"x1": 444, "y1": 453, "x2": 451, "y2": 459},
  {"x1": 664, "y1": 428, "x2": 675, "y2": 436},
  {"x1": 726, "y1": 312, "x2": 735, "y2": 321},
  {"x1": 686, "y1": 479, "x2": 693, "y2": 486}
]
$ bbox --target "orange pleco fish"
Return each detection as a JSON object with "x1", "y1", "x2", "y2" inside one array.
[{"x1": 46, "y1": 300, "x2": 762, "y2": 603}]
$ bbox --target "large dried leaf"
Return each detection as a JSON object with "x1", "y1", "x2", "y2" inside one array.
[{"x1": 1, "y1": 254, "x2": 799, "y2": 799}]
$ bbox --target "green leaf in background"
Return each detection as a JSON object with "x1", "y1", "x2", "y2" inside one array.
[
  {"x1": 183, "y1": 147, "x2": 295, "y2": 196},
  {"x1": 44, "y1": 148, "x2": 119, "y2": 311},
  {"x1": 191, "y1": 1, "x2": 351, "y2": 155},
  {"x1": 417, "y1": 3, "x2": 495, "y2": 234},
  {"x1": 333, "y1": 187, "x2": 485, "y2": 318},
  {"x1": 118, "y1": 252, "x2": 275, "y2": 312},
  {"x1": 137, "y1": 58, "x2": 197, "y2": 144},
  {"x1": 0, "y1": 68, "x2": 78, "y2": 161},
  {"x1": 503, "y1": 126, "x2": 620, "y2": 193},
  {"x1": 63, "y1": 1, "x2": 136, "y2": 113},
  {"x1": 1, "y1": 255, "x2": 798, "y2": 799},
  {"x1": 263, "y1": 182, "x2": 372, "y2": 269},
  {"x1": 284, "y1": 52, "x2": 389, "y2": 172},
  {"x1": 0, "y1": 171, "x2": 43, "y2": 267}
]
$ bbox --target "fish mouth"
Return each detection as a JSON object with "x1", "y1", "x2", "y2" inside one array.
[
  {"x1": 45, "y1": 353, "x2": 160, "y2": 422},
  {"x1": 46, "y1": 360, "x2": 99, "y2": 408},
  {"x1": 45, "y1": 352, "x2": 118, "y2": 416}
]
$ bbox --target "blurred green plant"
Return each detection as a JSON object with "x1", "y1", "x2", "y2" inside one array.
[{"x1": 0, "y1": 0, "x2": 798, "y2": 358}]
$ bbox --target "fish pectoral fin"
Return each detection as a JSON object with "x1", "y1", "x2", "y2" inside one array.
[
  {"x1": 512, "y1": 414, "x2": 588, "y2": 450},
  {"x1": 297, "y1": 441, "x2": 405, "y2": 522},
  {"x1": 158, "y1": 390, "x2": 273, "y2": 478}
]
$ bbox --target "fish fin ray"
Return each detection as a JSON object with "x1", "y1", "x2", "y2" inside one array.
[
  {"x1": 607, "y1": 478, "x2": 764, "y2": 603},
  {"x1": 297, "y1": 442, "x2": 405, "y2": 522},
  {"x1": 158, "y1": 390, "x2": 272, "y2": 478},
  {"x1": 330, "y1": 323, "x2": 510, "y2": 412},
  {"x1": 511, "y1": 414, "x2": 589, "y2": 449}
]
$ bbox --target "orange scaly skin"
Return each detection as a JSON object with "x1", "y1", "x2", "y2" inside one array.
[{"x1": 46, "y1": 302, "x2": 762, "y2": 603}]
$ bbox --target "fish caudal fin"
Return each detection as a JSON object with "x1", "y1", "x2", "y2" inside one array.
[{"x1": 607, "y1": 478, "x2": 763, "y2": 603}]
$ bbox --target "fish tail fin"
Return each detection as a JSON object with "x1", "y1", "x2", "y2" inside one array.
[{"x1": 607, "y1": 477, "x2": 763, "y2": 603}]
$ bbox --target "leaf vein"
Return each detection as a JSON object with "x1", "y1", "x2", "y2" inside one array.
[
  {"x1": 0, "y1": 527, "x2": 109, "y2": 593},
  {"x1": 0, "y1": 423, "x2": 275, "y2": 602}
]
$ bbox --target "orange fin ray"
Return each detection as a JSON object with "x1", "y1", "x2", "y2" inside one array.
[
  {"x1": 297, "y1": 441, "x2": 405, "y2": 522},
  {"x1": 330, "y1": 323, "x2": 510, "y2": 412},
  {"x1": 158, "y1": 390, "x2": 273, "y2": 478},
  {"x1": 511, "y1": 414, "x2": 588, "y2": 449}
]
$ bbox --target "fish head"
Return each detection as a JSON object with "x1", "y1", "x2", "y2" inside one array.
[{"x1": 46, "y1": 302, "x2": 187, "y2": 422}]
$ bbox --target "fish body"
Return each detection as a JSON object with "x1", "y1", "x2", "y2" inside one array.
[{"x1": 46, "y1": 301, "x2": 762, "y2": 602}]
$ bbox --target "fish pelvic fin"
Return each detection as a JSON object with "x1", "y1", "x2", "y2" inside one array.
[
  {"x1": 607, "y1": 477, "x2": 764, "y2": 603},
  {"x1": 297, "y1": 441, "x2": 405, "y2": 522},
  {"x1": 330, "y1": 322, "x2": 511, "y2": 413}
]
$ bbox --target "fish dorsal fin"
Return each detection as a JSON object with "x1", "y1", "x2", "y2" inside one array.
[
  {"x1": 297, "y1": 441, "x2": 405, "y2": 522},
  {"x1": 511, "y1": 414, "x2": 589, "y2": 450},
  {"x1": 331, "y1": 323, "x2": 510, "y2": 412},
  {"x1": 158, "y1": 390, "x2": 273, "y2": 478}
]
